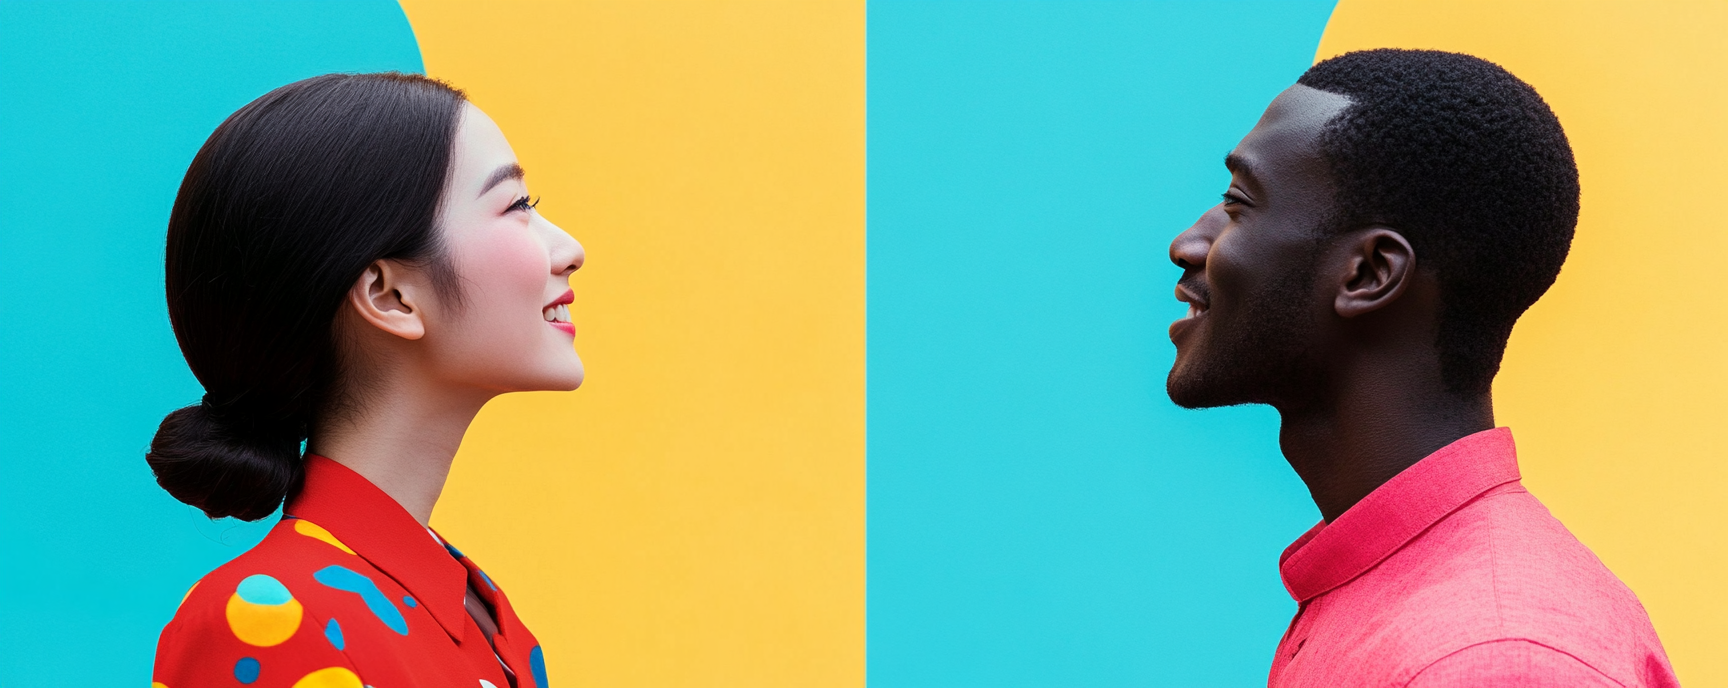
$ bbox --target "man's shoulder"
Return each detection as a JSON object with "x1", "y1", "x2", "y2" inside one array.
[
  {"x1": 1359, "y1": 486, "x2": 1675, "y2": 685},
  {"x1": 1407, "y1": 639, "x2": 1677, "y2": 688},
  {"x1": 1428, "y1": 486, "x2": 1647, "y2": 621}
]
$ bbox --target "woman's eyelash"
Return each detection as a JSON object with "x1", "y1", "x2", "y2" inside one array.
[{"x1": 508, "y1": 195, "x2": 541, "y2": 212}]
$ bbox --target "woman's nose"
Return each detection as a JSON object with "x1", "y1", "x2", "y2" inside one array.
[
  {"x1": 543, "y1": 220, "x2": 584, "y2": 274},
  {"x1": 565, "y1": 238, "x2": 585, "y2": 273},
  {"x1": 1169, "y1": 204, "x2": 1224, "y2": 270}
]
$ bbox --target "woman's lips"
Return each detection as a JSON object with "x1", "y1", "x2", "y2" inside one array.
[{"x1": 544, "y1": 289, "x2": 575, "y2": 336}]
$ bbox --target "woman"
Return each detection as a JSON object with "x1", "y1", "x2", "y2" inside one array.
[{"x1": 147, "y1": 72, "x2": 581, "y2": 688}]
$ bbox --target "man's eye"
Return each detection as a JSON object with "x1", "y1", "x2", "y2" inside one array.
[{"x1": 1221, "y1": 192, "x2": 1248, "y2": 207}]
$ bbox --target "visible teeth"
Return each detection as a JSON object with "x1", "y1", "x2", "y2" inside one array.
[
  {"x1": 558, "y1": 304, "x2": 569, "y2": 322},
  {"x1": 544, "y1": 307, "x2": 556, "y2": 322}
]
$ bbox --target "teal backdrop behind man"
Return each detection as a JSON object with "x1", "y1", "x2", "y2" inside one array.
[{"x1": 867, "y1": 2, "x2": 1333, "y2": 686}]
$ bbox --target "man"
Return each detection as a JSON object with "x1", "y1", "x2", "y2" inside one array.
[{"x1": 1167, "y1": 49, "x2": 1677, "y2": 687}]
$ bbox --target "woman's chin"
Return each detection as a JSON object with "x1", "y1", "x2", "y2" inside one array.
[
  {"x1": 496, "y1": 356, "x2": 584, "y2": 394},
  {"x1": 548, "y1": 357, "x2": 585, "y2": 391}
]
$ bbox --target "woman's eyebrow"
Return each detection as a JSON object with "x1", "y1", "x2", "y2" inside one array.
[{"x1": 477, "y1": 163, "x2": 525, "y2": 197}]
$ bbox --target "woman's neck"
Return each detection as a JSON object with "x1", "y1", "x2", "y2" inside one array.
[{"x1": 308, "y1": 374, "x2": 490, "y2": 526}]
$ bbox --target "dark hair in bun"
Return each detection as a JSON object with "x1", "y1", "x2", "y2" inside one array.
[{"x1": 148, "y1": 72, "x2": 466, "y2": 520}]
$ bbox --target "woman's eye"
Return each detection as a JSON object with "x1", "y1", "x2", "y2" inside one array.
[{"x1": 508, "y1": 195, "x2": 541, "y2": 213}]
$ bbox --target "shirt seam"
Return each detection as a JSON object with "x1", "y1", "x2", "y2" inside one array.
[
  {"x1": 1401, "y1": 638, "x2": 1626, "y2": 688},
  {"x1": 1489, "y1": 493, "x2": 1505, "y2": 638}
]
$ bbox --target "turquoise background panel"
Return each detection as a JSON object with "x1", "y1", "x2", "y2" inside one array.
[
  {"x1": 0, "y1": 2, "x2": 423, "y2": 684},
  {"x1": 866, "y1": 2, "x2": 1337, "y2": 686}
]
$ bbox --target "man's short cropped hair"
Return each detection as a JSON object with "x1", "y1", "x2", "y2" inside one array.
[{"x1": 1298, "y1": 49, "x2": 1579, "y2": 395}]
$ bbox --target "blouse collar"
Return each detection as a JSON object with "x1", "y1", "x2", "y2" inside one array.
[{"x1": 285, "y1": 454, "x2": 471, "y2": 643}]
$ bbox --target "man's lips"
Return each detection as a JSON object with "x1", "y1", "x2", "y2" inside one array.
[{"x1": 1170, "y1": 281, "x2": 1210, "y2": 342}]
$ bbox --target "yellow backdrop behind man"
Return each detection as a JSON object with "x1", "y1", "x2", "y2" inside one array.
[
  {"x1": 1321, "y1": 2, "x2": 1728, "y2": 684},
  {"x1": 397, "y1": 2, "x2": 866, "y2": 686}
]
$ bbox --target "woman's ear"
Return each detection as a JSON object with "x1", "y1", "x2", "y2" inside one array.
[
  {"x1": 1334, "y1": 228, "x2": 1416, "y2": 318},
  {"x1": 347, "y1": 260, "x2": 427, "y2": 340}
]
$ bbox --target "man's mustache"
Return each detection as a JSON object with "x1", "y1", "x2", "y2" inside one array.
[{"x1": 1177, "y1": 270, "x2": 1210, "y2": 305}]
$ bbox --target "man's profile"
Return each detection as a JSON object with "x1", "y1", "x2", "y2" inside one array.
[{"x1": 1168, "y1": 49, "x2": 1677, "y2": 687}]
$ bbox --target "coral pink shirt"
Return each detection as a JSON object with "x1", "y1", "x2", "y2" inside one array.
[{"x1": 1269, "y1": 428, "x2": 1678, "y2": 688}]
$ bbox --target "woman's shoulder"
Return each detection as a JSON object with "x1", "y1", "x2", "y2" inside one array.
[
  {"x1": 154, "y1": 517, "x2": 381, "y2": 687},
  {"x1": 170, "y1": 516, "x2": 377, "y2": 619}
]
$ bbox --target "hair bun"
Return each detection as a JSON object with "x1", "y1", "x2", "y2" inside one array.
[{"x1": 146, "y1": 402, "x2": 304, "y2": 521}]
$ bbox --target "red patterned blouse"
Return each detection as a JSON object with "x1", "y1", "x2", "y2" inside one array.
[{"x1": 152, "y1": 455, "x2": 548, "y2": 688}]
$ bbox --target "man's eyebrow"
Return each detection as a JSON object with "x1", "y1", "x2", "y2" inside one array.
[
  {"x1": 1224, "y1": 152, "x2": 1255, "y2": 179},
  {"x1": 478, "y1": 163, "x2": 526, "y2": 197}
]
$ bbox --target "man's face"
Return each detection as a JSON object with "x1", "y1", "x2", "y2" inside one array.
[{"x1": 1166, "y1": 85, "x2": 1352, "y2": 409}]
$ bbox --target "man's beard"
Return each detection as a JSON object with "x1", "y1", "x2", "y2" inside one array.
[{"x1": 1166, "y1": 261, "x2": 1322, "y2": 410}]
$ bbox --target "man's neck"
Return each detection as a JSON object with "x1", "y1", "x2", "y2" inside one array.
[{"x1": 1276, "y1": 370, "x2": 1494, "y2": 523}]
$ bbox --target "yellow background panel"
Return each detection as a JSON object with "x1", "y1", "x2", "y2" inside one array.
[
  {"x1": 398, "y1": 2, "x2": 866, "y2": 686},
  {"x1": 1320, "y1": 2, "x2": 1728, "y2": 684}
]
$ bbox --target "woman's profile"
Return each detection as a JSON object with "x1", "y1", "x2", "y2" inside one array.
[{"x1": 147, "y1": 72, "x2": 581, "y2": 688}]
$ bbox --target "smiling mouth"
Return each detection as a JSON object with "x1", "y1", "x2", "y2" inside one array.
[
  {"x1": 1175, "y1": 284, "x2": 1210, "y2": 321},
  {"x1": 1170, "y1": 284, "x2": 1209, "y2": 343}
]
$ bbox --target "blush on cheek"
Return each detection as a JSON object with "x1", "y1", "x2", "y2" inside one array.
[
  {"x1": 461, "y1": 232, "x2": 546, "y2": 299},
  {"x1": 444, "y1": 225, "x2": 553, "y2": 366}
]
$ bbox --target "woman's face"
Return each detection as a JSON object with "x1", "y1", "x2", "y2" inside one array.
[{"x1": 423, "y1": 103, "x2": 585, "y2": 394}]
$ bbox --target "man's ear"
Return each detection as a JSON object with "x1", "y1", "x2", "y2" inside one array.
[
  {"x1": 1334, "y1": 228, "x2": 1416, "y2": 318},
  {"x1": 347, "y1": 260, "x2": 427, "y2": 340}
]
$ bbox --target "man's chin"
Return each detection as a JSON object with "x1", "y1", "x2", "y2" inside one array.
[{"x1": 1165, "y1": 366, "x2": 1251, "y2": 410}]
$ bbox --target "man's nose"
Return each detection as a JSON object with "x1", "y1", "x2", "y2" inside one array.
[{"x1": 1169, "y1": 203, "x2": 1224, "y2": 270}]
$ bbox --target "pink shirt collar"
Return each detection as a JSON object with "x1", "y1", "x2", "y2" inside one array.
[{"x1": 1278, "y1": 427, "x2": 1522, "y2": 603}]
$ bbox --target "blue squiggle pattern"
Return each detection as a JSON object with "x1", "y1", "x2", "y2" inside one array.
[
  {"x1": 313, "y1": 565, "x2": 408, "y2": 635},
  {"x1": 324, "y1": 617, "x2": 346, "y2": 650}
]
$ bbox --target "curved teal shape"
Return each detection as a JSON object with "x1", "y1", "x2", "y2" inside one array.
[
  {"x1": 0, "y1": 3, "x2": 421, "y2": 684},
  {"x1": 314, "y1": 565, "x2": 408, "y2": 636},
  {"x1": 235, "y1": 574, "x2": 294, "y2": 606},
  {"x1": 324, "y1": 617, "x2": 346, "y2": 651}
]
